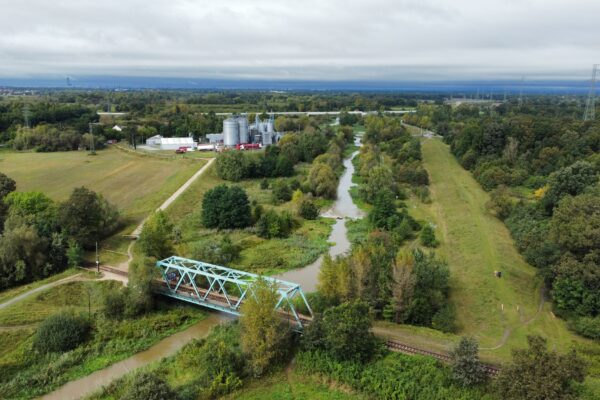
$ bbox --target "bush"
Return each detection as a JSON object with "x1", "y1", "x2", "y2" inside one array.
[
  {"x1": 271, "y1": 179, "x2": 292, "y2": 204},
  {"x1": 256, "y1": 210, "x2": 296, "y2": 239},
  {"x1": 450, "y1": 337, "x2": 487, "y2": 387},
  {"x1": 122, "y1": 372, "x2": 178, "y2": 400},
  {"x1": 260, "y1": 178, "x2": 269, "y2": 190},
  {"x1": 102, "y1": 288, "x2": 127, "y2": 319},
  {"x1": 432, "y1": 304, "x2": 457, "y2": 333},
  {"x1": 191, "y1": 236, "x2": 241, "y2": 265},
  {"x1": 420, "y1": 224, "x2": 439, "y2": 247},
  {"x1": 33, "y1": 312, "x2": 90, "y2": 353},
  {"x1": 298, "y1": 200, "x2": 319, "y2": 220}
]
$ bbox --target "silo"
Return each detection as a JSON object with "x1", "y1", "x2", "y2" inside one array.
[
  {"x1": 238, "y1": 117, "x2": 249, "y2": 144},
  {"x1": 262, "y1": 131, "x2": 273, "y2": 146},
  {"x1": 223, "y1": 118, "x2": 239, "y2": 146},
  {"x1": 266, "y1": 120, "x2": 274, "y2": 133}
]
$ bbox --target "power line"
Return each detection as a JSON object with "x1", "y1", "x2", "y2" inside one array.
[{"x1": 584, "y1": 64, "x2": 598, "y2": 121}]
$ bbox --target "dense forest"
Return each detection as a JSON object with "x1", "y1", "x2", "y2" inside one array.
[{"x1": 405, "y1": 99, "x2": 600, "y2": 339}]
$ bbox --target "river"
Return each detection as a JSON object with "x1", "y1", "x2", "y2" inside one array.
[
  {"x1": 41, "y1": 137, "x2": 362, "y2": 399},
  {"x1": 275, "y1": 136, "x2": 363, "y2": 291}
]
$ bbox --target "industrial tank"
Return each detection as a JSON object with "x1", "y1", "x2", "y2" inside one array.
[
  {"x1": 266, "y1": 120, "x2": 274, "y2": 133},
  {"x1": 262, "y1": 132, "x2": 273, "y2": 146},
  {"x1": 238, "y1": 117, "x2": 249, "y2": 144},
  {"x1": 223, "y1": 118, "x2": 239, "y2": 146}
]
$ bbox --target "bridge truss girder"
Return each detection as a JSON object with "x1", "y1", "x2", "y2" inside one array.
[{"x1": 155, "y1": 256, "x2": 313, "y2": 330}]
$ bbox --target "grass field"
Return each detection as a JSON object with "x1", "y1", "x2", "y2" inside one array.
[
  {"x1": 0, "y1": 148, "x2": 205, "y2": 226},
  {"x1": 0, "y1": 147, "x2": 207, "y2": 265},
  {"x1": 392, "y1": 138, "x2": 600, "y2": 370}
]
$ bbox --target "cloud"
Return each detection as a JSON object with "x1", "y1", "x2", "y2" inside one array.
[{"x1": 0, "y1": 0, "x2": 598, "y2": 79}]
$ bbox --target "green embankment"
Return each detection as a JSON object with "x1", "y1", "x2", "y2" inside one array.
[{"x1": 387, "y1": 138, "x2": 600, "y2": 368}]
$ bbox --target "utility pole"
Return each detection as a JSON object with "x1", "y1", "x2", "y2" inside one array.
[
  {"x1": 95, "y1": 241, "x2": 99, "y2": 273},
  {"x1": 584, "y1": 64, "x2": 598, "y2": 121}
]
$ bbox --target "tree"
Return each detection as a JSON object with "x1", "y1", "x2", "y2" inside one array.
[
  {"x1": 0, "y1": 172, "x2": 16, "y2": 232},
  {"x1": 139, "y1": 210, "x2": 174, "y2": 259},
  {"x1": 122, "y1": 372, "x2": 179, "y2": 400},
  {"x1": 58, "y1": 187, "x2": 119, "y2": 249},
  {"x1": 66, "y1": 238, "x2": 83, "y2": 268},
  {"x1": 360, "y1": 165, "x2": 397, "y2": 204},
  {"x1": 550, "y1": 192, "x2": 600, "y2": 258},
  {"x1": 495, "y1": 335, "x2": 585, "y2": 400},
  {"x1": 215, "y1": 151, "x2": 247, "y2": 181},
  {"x1": 126, "y1": 258, "x2": 155, "y2": 316},
  {"x1": 302, "y1": 301, "x2": 377, "y2": 363},
  {"x1": 390, "y1": 249, "x2": 416, "y2": 323},
  {"x1": 298, "y1": 199, "x2": 319, "y2": 220},
  {"x1": 450, "y1": 337, "x2": 487, "y2": 387},
  {"x1": 33, "y1": 312, "x2": 90, "y2": 353},
  {"x1": 317, "y1": 254, "x2": 352, "y2": 304},
  {"x1": 308, "y1": 163, "x2": 337, "y2": 199},
  {"x1": 368, "y1": 189, "x2": 398, "y2": 230},
  {"x1": 486, "y1": 185, "x2": 514, "y2": 220},
  {"x1": 201, "y1": 185, "x2": 252, "y2": 229},
  {"x1": 542, "y1": 161, "x2": 597, "y2": 213},
  {"x1": 240, "y1": 279, "x2": 290, "y2": 377},
  {"x1": 256, "y1": 210, "x2": 295, "y2": 239}
]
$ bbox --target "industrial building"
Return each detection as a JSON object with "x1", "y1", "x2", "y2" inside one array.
[
  {"x1": 145, "y1": 134, "x2": 195, "y2": 150},
  {"x1": 205, "y1": 114, "x2": 283, "y2": 147}
]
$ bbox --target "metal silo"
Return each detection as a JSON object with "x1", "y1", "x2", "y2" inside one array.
[
  {"x1": 266, "y1": 120, "x2": 274, "y2": 133},
  {"x1": 238, "y1": 117, "x2": 249, "y2": 144},
  {"x1": 262, "y1": 131, "x2": 273, "y2": 146},
  {"x1": 223, "y1": 118, "x2": 239, "y2": 146}
]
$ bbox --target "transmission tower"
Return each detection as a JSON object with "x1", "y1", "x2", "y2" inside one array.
[
  {"x1": 583, "y1": 64, "x2": 598, "y2": 121},
  {"x1": 23, "y1": 105, "x2": 31, "y2": 129}
]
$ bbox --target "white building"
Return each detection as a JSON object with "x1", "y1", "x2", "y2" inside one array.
[{"x1": 145, "y1": 135, "x2": 195, "y2": 150}]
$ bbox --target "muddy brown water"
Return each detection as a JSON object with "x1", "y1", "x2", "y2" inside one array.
[
  {"x1": 41, "y1": 138, "x2": 363, "y2": 399},
  {"x1": 275, "y1": 137, "x2": 363, "y2": 291},
  {"x1": 40, "y1": 313, "x2": 231, "y2": 400}
]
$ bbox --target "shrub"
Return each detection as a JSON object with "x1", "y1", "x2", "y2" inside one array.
[
  {"x1": 33, "y1": 312, "x2": 90, "y2": 353},
  {"x1": 432, "y1": 304, "x2": 457, "y2": 333},
  {"x1": 102, "y1": 288, "x2": 127, "y2": 319},
  {"x1": 122, "y1": 372, "x2": 178, "y2": 400},
  {"x1": 271, "y1": 179, "x2": 292, "y2": 204},
  {"x1": 191, "y1": 236, "x2": 241, "y2": 265},
  {"x1": 420, "y1": 224, "x2": 439, "y2": 247},
  {"x1": 256, "y1": 210, "x2": 296, "y2": 239},
  {"x1": 260, "y1": 178, "x2": 269, "y2": 190},
  {"x1": 66, "y1": 239, "x2": 83, "y2": 268},
  {"x1": 298, "y1": 200, "x2": 319, "y2": 220}
]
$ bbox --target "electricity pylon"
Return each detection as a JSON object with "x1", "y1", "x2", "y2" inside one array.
[{"x1": 584, "y1": 64, "x2": 598, "y2": 121}]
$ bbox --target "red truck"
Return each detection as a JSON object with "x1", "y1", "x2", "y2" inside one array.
[
  {"x1": 235, "y1": 143, "x2": 261, "y2": 150},
  {"x1": 175, "y1": 146, "x2": 188, "y2": 154}
]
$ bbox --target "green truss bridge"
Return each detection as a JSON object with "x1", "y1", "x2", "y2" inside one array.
[{"x1": 155, "y1": 256, "x2": 314, "y2": 330}]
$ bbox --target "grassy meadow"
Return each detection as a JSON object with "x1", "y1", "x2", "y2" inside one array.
[{"x1": 165, "y1": 162, "x2": 334, "y2": 275}]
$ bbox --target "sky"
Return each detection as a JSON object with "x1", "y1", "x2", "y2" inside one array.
[{"x1": 0, "y1": 0, "x2": 598, "y2": 81}]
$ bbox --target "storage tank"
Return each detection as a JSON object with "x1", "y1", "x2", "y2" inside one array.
[
  {"x1": 223, "y1": 118, "x2": 239, "y2": 146},
  {"x1": 262, "y1": 132, "x2": 273, "y2": 146},
  {"x1": 238, "y1": 117, "x2": 249, "y2": 144},
  {"x1": 266, "y1": 120, "x2": 274, "y2": 133}
]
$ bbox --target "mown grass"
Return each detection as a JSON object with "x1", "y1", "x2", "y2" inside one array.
[
  {"x1": 166, "y1": 162, "x2": 334, "y2": 275},
  {"x1": 405, "y1": 138, "x2": 600, "y2": 370},
  {"x1": 0, "y1": 148, "x2": 207, "y2": 266},
  {"x1": 0, "y1": 268, "x2": 87, "y2": 305},
  {"x1": 0, "y1": 279, "x2": 206, "y2": 399}
]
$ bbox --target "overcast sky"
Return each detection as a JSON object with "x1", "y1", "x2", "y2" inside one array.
[{"x1": 0, "y1": 0, "x2": 598, "y2": 80}]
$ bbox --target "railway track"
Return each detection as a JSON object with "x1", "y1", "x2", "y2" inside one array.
[
  {"x1": 386, "y1": 339, "x2": 501, "y2": 376},
  {"x1": 94, "y1": 266, "x2": 500, "y2": 376}
]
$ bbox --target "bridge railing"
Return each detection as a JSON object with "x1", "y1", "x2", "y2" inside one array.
[{"x1": 155, "y1": 256, "x2": 313, "y2": 330}]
